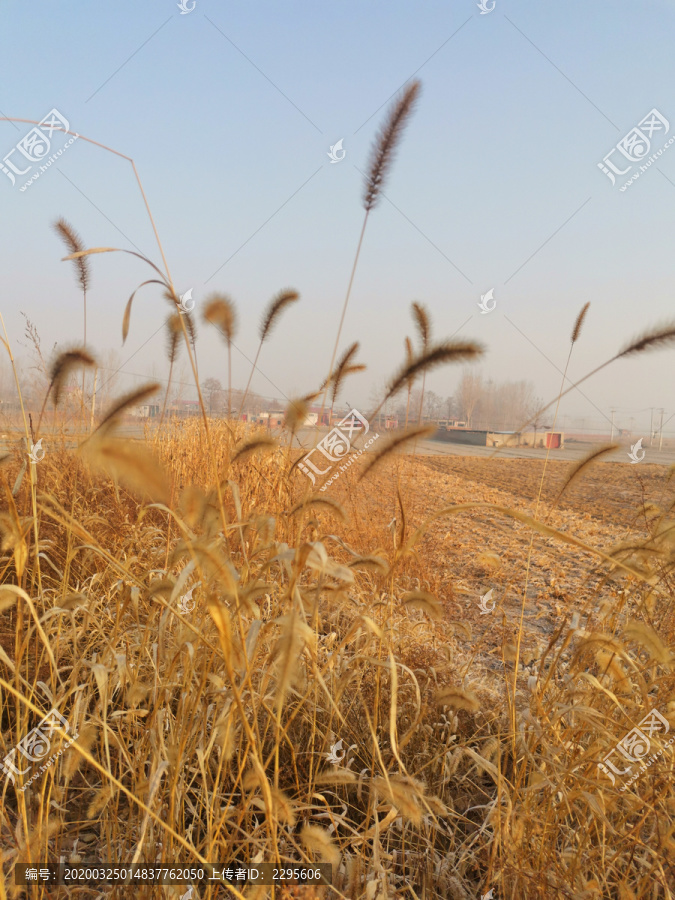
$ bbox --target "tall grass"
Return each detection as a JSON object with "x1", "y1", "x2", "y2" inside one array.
[
  {"x1": 2, "y1": 387, "x2": 675, "y2": 897},
  {"x1": 1, "y1": 100, "x2": 675, "y2": 900}
]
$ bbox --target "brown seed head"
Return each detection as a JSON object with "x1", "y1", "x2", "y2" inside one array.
[
  {"x1": 259, "y1": 289, "x2": 299, "y2": 343},
  {"x1": 166, "y1": 314, "x2": 181, "y2": 365},
  {"x1": 95, "y1": 383, "x2": 161, "y2": 437},
  {"x1": 325, "y1": 342, "x2": 365, "y2": 403},
  {"x1": 386, "y1": 340, "x2": 484, "y2": 401},
  {"x1": 571, "y1": 302, "x2": 590, "y2": 344},
  {"x1": 411, "y1": 302, "x2": 430, "y2": 349},
  {"x1": 616, "y1": 321, "x2": 675, "y2": 359},
  {"x1": 363, "y1": 81, "x2": 421, "y2": 212},
  {"x1": 284, "y1": 397, "x2": 309, "y2": 435},
  {"x1": 49, "y1": 349, "x2": 96, "y2": 407},
  {"x1": 203, "y1": 293, "x2": 237, "y2": 343},
  {"x1": 53, "y1": 218, "x2": 91, "y2": 293}
]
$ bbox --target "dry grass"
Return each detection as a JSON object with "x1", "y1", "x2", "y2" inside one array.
[
  {"x1": 0, "y1": 409, "x2": 674, "y2": 899},
  {"x1": 2, "y1": 82, "x2": 675, "y2": 900}
]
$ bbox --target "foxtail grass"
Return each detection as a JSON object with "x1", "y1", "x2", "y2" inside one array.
[
  {"x1": 53, "y1": 219, "x2": 92, "y2": 429},
  {"x1": 203, "y1": 293, "x2": 237, "y2": 418},
  {"x1": 238, "y1": 289, "x2": 299, "y2": 419},
  {"x1": 317, "y1": 81, "x2": 421, "y2": 429},
  {"x1": 3, "y1": 110, "x2": 675, "y2": 900}
]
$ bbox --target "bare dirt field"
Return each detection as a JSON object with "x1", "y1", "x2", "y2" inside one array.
[{"x1": 323, "y1": 452, "x2": 675, "y2": 677}]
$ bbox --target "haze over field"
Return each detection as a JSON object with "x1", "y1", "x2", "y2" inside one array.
[{"x1": 1, "y1": 0, "x2": 674, "y2": 435}]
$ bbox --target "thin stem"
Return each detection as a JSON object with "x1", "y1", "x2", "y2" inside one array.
[
  {"x1": 228, "y1": 342, "x2": 232, "y2": 421},
  {"x1": 81, "y1": 288, "x2": 87, "y2": 433},
  {"x1": 238, "y1": 340, "x2": 262, "y2": 420},
  {"x1": 316, "y1": 210, "x2": 370, "y2": 428},
  {"x1": 90, "y1": 366, "x2": 97, "y2": 432},
  {"x1": 158, "y1": 359, "x2": 175, "y2": 429},
  {"x1": 411, "y1": 370, "x2": 427, "y2": 459},
  {"x1": 0, "y1": 312, "x2": 42, "y2": 596},
  {"x1": 417, "y1": 373, "x2": 426, "y2": 427}
]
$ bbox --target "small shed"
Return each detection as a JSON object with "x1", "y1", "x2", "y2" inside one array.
[
  {"x1": 518, "y1": 430, "x2": 565, "y2": 449},
  {"x1": 435, "y1": 429, "x2": 490, "y2": 446},
  {"x1": 545, "y1": 431, "x2": 564, "y2": 449},
  {"x1": 434, "y1": 429, "x2": 517, "y2": 447}
]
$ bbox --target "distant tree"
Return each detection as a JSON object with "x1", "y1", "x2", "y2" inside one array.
[
  {"x1": 201, "y1": 377, "x2": 223, "y2": 416},
  {"x1": 230, "y1": 387, "x2": 265, "y2": 415},
  {"x1": 369, "y1": 379, "x2": 392, "y2": 425},
  {"x1": 457, "y1": 370, "x2": 483, "y2": 427},
  {"x1": 424, "y1": 389, "x2": 443, "y2": 420},
  {"x1": 393, "y1": 398, "x2": 408, "y2": 421},
  {"x1": 455, "y1": 373, "x2": 541, "y2": 430},
  {"x1": 170, "y1": 363, "x2": 189, "y2": 408},
  {"x1": 409, "y1": 388, "x2": 422, "y2": 422},
  {"x1": 248, "y1": 390, "x2": 265, "y2": 414},
  {"x1": 484, "y1": 383, "x2": 497, "y2": 428},
  {"x1": 500, "y1": 380, "x2": 542, "y2": 429},
  {"x1": 91, "y1": 348, "x2": 122, "y2": 418}
]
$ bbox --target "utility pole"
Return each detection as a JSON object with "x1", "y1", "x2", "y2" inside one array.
[
  {"x1": 610, "y1": 408, "x2": 616, "y2": 441},
  {"x1": 650, "y1": 407, "x2": 655, "y2": 446},
  {"x1": 659, "y1": 408, "x2": 665, "y2": 451},
  {"x1": 90, "y1": 368, "x2": 98, "y2": 433}
]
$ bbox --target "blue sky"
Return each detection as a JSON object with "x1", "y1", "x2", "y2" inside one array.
[{"x1": 1, "y1": 0, "x2": 674, "y2": 434}]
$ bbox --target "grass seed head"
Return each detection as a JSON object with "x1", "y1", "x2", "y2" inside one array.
[
  {"x1": 259, "y1": 288, "x2": 299, "y2": 342},
  {"x1": 364, "y1": 80, "x2": 421, "y2": 212},
  {"x1": 571, "y1": 301, "x2": 590, "y2": 344},
  {"x1": 53, "y1": 217, "x2": 91, "y2": 293},
  {"x1": 48, "y1": 348, "x2": 96, "y2": 406}
]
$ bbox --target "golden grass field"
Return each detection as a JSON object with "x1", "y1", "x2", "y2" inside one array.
[
  {"x1": 1, "y1": 418, "x2": 675, "y2": 899},
  {"x1": 2, "y1": 80, "x2": 675, "y2": 900}
]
